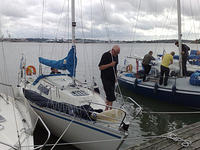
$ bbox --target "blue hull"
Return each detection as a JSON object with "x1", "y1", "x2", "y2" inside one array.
[{"x1": 118, "y1": 77, "x2": 200, "y2": 109}]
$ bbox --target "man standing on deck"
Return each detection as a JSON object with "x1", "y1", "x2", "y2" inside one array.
[
  {"x1": 159, "y1": 51, "x2": 175, "y2": 86},
  {"x1": 175, "y1": 41, "x2": 190, "y2": 76},
  {"x1": 98, "y1": 45, "x2": 120, "y2": 111},
  {"x1": 142, "y1": 51, "x2": 155, "y2": 82}
]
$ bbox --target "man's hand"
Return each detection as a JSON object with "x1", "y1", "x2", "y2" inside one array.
[
  {"x1": 99, "y1": 61, "x2": 116, "y2": 70},
  {"x1": 110, "y1": 61, "x2": 116, "y2": 67}
]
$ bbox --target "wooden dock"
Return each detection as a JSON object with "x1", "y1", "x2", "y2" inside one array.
[{"x1": 127, "y1": 121, "x2": 200, "y2": 150}]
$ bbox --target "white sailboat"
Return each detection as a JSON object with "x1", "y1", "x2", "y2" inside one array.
[
  {"x1": 118, "y1": 0, "x2": 200, "y2": 109},
  {"x1": 0, "y1": 83, "x2": 50, "y2": 150},
  {"x1": 0, "y1": 20, "x2": 50, "y2": 150},
  {"x1": 14, "y1": 0, "x2": 142, "y2": 150}
]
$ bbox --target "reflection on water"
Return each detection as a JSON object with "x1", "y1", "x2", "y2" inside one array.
[{"x1": 120, "y1": 86, "x2": 200, "y2": 147}]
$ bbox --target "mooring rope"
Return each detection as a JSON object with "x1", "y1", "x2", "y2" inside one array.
[
  {"x1": 142, "y1": 111, "x2": 200, "y2": 114},
  {"x1": 20, "y1": 133, "x2": 192, "y2": 149}
]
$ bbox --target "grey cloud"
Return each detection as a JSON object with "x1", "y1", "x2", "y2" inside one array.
[{"x1": 0, "y1": 0, "x2": 199, "y2": 40}]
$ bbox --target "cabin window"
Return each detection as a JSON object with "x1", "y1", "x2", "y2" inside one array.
[{"x1": 38, "y1": 84, "x2": 49, "y2": 95}]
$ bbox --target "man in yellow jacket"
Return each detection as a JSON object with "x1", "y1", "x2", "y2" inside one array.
[{"x1": 159, "y1": 51, "x2": 175, "y2": 86}]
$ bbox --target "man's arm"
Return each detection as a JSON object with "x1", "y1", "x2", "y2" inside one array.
[
  {"x1": 99, "y1": 61, "x2": 116, "y2": 70},
  {"x1": 170, "y1": 57, "x2": 173, "y2": 64}
]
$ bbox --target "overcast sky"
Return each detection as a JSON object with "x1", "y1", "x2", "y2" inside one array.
[{"x1": 1, "y1": 0, "x2": 200, "y2": 41}]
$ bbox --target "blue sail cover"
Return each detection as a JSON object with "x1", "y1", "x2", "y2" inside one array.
[{"x1": 39, "y1": 46, "x2": 77, "y2": 77}]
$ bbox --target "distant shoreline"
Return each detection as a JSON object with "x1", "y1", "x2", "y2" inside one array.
[{"x1": 0, "y1": 38, "x2": 198, "y2": 44}]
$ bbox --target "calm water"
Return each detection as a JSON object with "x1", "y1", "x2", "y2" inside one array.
[{"x1": 1, "y1": 42, "x2": 200, "y2": 149}]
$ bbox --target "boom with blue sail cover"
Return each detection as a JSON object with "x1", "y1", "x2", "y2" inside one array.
[{"x1": 39, "y1": 46, "x2": 77, "y2": 77}]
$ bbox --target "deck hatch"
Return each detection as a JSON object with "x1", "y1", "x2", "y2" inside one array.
[{"x1": 71, "y1": 90, "x2": 89, "y2": 96}]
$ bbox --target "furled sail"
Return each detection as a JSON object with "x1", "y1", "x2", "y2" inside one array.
[{"x1": 39, "y1": 46, "x2": 77, "y2": 77}]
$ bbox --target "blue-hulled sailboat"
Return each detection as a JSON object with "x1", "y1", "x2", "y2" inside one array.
[{"x1": 118, "y1": 0, "x2": 200, "y2": 109}]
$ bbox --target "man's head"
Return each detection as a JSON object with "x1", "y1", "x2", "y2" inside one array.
[
  {"x1": 149, "y1": 51, "x2": 153, "y2": 55},
  {"x1": 171, "y1": 51, "x2": 175, "y2": 56},
  {"x1": 51, "y1": 68, "x2": 58, "y2": 73},
  {"x1": 175, "y1": 41, "x2": 179, "y2": 47},
  {"x1": 112, "y1": 45, "x2": 120, "y2": 56}
]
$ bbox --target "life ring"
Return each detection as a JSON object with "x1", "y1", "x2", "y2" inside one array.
[
  {"x1": 26, "y1": 65, "x2": 36, "y2": 76},
  {"x1": 126, "y1": 64, "x2": 133, "y2": 72}
]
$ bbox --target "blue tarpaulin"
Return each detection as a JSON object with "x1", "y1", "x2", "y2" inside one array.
[
  {"x1": 39, "y1": 46, "x2": 77, "y2": 77},
  {"x1": 190, "y1": 70, "x2": 200, "y2": 86}
]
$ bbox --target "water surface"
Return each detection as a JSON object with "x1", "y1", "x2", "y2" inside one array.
[{"x1": 1, "y1": 42, "x2": 200, "y2": 149}]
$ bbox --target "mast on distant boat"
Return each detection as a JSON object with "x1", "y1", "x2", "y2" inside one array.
[{"x1": 177, "y1": 0, "x2": 183, "y2": 76}]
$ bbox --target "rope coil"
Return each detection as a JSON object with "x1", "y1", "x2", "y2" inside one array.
[{"x1": 162, "y1": 133, "x2": 192, "y2": 148}]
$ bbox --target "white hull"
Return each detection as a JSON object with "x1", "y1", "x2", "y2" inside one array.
[
  {"x1": 14, "y1": 74, "x2": 134, "y2": 150},
  {"x1": 0, "y1": 93, "x2": 34, "y2": 150},
  {"x1": 31, "y1": 103, "x2": 126, "y2": 150}
]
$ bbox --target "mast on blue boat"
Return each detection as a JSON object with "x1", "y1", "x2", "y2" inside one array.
[
  {"x1": 177, "y1": 0, "x2": 183, "y2": 77},
  {"x1": 71, "y1": 0, "x2": 76, "y2": 84}
]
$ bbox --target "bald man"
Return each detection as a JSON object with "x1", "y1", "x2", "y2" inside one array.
[{"x1": 98, "y1": 45, "x2": 120, "y2": 111}]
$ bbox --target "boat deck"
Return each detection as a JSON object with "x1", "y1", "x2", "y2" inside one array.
[
  {"x1": 120, "y1": 74, "x2": 200, "y2": 92},
  {"x1": 127, "y1": 121, "x2": 200, "y2": 150},
  {"x1": 146, "y1": 76, "x2": 200, "y2": 92}
]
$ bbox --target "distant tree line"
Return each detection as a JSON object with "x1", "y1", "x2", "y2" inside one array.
[{"x1": 0, "y1": 38, "x2": 197, "y2": 44}]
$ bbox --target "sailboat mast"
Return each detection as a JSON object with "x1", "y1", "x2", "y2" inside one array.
[
  {"x1": 71, "y1": 0, "x2": 76, "y2": 84},
  {"x1": 177, "y1": 0, "x2": 183, "y2": 76},
  {"x1": 71, "y1": 0, "x2": 76, "y2": 46}
]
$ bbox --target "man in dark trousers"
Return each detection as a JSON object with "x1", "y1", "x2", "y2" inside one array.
[
  {"x1": 175, "y1": 41, "x2": 190, "y2": 76},
  {"x1": 98, "y1": 45, "x2": 120, "y2": 111},
  {"x1": 142, "y1": 51, "x2": 155, "y2": 81},
  {"x1": 159, "y1": 51, "x2": 175, "y2": 86}
]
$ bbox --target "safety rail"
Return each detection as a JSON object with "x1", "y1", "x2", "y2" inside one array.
[
  {"x1": 87, "y1": 101, "x2": 128, "y2": 127},
  {"x1": 115, "y1": 93, "x2": 142, "y2": 119},
  {"x1": 0, "y1": 82, "x2": 51, "y2": 150}
]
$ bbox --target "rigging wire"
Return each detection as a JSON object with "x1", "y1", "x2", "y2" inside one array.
[
  {"x1": 89, "y1": 0, "x2": 98, "y2": 88},
  {"x1": 50, "y1": 0, "x2": 67, "y2": 60},
  {"x1": 149, "y1": 0, "x2": 159, "y2": 55},
  {"x1": 78, "y1": 0, "x2": 88, "y2": 82},
  {"x1": 60, "y1": 0, "x2": 70, "y2": 77},
  {"x1": 197, "y1": 0, "x2": 200, "y2": 46},
  {"x1": 50, "y1": 116, "x2": 75, "y2": 150},
  {"x1": 159, "y1": 0, "x2": 176, "y2": 40},
  {"x1": 99, "y1": 0, "x2": 111, "y2": 43},
  {"x1": 61, "y1": 0, "x2": 70, "y2": 55},
  {"x1": 188, "y1": 0, "x2": 198, "y2": 49},
  {"x1": 60, "y1": 0, "x2": 70, "y2": 58},
  {"x1": 0, "y1": 42, "x2": 9, "y2": 93},
  {"x1": 0, "y1": 15, "x2": 10, "y2": 94},
  {"x1": 39, "y1": 0, "x2": 45, "y2": 57},
  {"x1": 90, "y1": 0, "x2": 94, "y2": 85},
  {"x1": 129, "y1": 0, "x2": 142, "y2": 57},
  {"x1": 38, "y1": 0, "x2": 46, "y2": 75},
  {"x1": 156, "y1": 0, "x2": 176, "y2": 53}
]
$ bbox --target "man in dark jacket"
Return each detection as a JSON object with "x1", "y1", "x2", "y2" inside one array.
[
  {"x1": 175, "y1": 41, "x2": 190, "y2": 76},
  {"x1": 142, "y1": 51, "x2": 155, "y2": 81},
  {"x1": 98, "y1": 45, "x2": 120, "y2": 111}
]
